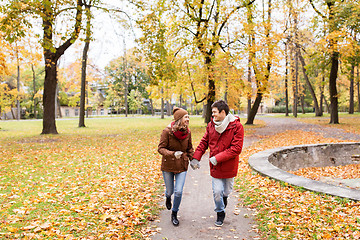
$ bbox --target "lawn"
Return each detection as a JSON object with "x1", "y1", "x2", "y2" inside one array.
[
  {"x1": 0, "y1": 116, "x2": 262, "y2": 239},
  {"x1": 3, "y1": 114, "x2": 359, "y2": 239}
]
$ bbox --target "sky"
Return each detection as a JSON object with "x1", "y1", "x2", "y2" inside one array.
[{"x1": 60, "y1": 0, "x2": 139, "y2": 70}]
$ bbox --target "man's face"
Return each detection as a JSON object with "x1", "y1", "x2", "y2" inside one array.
[{"x1": 212, "y1": 107, "x2": 226, "y2": 122}]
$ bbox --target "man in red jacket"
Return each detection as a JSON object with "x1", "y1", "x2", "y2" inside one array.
[{"x1": 191, "y1": 100, "x2": 244, "y2": 227}]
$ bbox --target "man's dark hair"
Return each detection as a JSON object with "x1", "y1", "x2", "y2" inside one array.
[{"x1": 211, "y1": 100, "x2": 229, "y2": 115}]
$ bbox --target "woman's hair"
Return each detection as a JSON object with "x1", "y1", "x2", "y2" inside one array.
[
  {"x1": 211, "y1": 100, "x2": 229, "y2": 115},
  {"x1": 172, "y1": 117, "x2": 188, "y2": 132}
]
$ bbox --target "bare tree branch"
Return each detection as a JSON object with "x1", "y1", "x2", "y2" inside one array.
[{"x1": 309, "y1": 0, "x2": 326, "y2": 20}]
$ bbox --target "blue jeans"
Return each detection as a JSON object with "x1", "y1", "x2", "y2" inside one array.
[
  {"x1": 212, "y1": 177, "x2": 234, "y2": 213},
  {"x1": 162, "y1": 171, "x2": 187, "y2": 212}
]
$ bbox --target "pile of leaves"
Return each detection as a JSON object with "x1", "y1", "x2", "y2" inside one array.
[
  {"x1": 236, "y1": 130, "x2": 360, "y2": 239},
  {"x1": 291, "y1": 164, "x2": 360, "y2": 182}
]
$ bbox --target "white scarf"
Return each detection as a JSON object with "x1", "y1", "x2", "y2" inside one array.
[{"x1": 213, "y1": 113, "x2": 236, "y2": 134}]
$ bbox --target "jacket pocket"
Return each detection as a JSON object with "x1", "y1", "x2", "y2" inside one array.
[{"x1": 162, "y1": 156, "x2": 175, "y2": 170}]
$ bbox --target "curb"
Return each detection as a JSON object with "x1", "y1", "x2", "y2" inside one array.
[{"x1": 248, "y1": 142, "x2": 360, "y2": 201}]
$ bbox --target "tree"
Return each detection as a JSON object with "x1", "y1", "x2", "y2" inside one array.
[
  {"x1": 0, "y1": 83, "x2": 17, "y2": 119},
  {"x1": 128, "y1": 89, "x2": 142, "y2": 114},
  {"x1": 309, "y1": 0, "x2": 342, "y2": 123},
  {"x1": 338, "y1": 0, "x2": 360, "y2": 114},
  {"x1": 79, "y1": 0, "x2": 94, "y2": 127},
  {"x1": 168, "y1": 0, "x2": 255, "y2": 123},
  {"x1": 246, "y1": 0, "x2": 274, "y2": 124},
  {"x1": 1, "y1": 0, "x2": 83, "y2": 133},
  {"x1": 296, "y1": 46, "x2": 322, "y2": 116},
  {"x1": 137, "y1": 0, "x2": 176, "y2": 119}
]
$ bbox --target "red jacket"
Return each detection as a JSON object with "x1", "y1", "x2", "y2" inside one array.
[{"x1": 193, "y1": 117, "x2": 244, "y2": 178}]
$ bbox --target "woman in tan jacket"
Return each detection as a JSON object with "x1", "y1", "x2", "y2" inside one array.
[{"x1": 158, "y1": 107, "x2": 196, "y2": 226}]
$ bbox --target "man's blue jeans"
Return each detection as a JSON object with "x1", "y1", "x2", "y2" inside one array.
[
  {"x1": 162, "y1": 171, "x2": 187, "y2": 212},
  {"x1": 212, "y1": 177, "x2": 234, "y2": 212}
]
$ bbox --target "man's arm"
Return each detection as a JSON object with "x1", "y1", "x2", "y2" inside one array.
[{"x1": 192, "y1": 124, "x2": 210, "y2": 161}]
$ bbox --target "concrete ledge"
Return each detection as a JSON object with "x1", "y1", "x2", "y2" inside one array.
[{"x1": 248, "y1": 143, "x2": 360, "y2": 201}]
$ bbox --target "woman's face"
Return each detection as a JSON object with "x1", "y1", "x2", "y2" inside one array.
[{"x1": 181, "y1": 114, "x2": 190, "y2": 126}]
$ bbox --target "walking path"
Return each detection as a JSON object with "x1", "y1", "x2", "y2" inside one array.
[
  {"x1": 150, "y1": 116, "x2": 360, "y2": 240},
  {"x1": 151, "y1": 142, "x2": 259, "y2": 240}
]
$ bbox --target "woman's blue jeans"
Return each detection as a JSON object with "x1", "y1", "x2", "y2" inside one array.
[{"x1": 162, "y1": 171, "x2": 187, "y2": 212}]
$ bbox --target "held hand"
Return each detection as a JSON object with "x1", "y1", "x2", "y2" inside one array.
[
  {"x1": 209, "y1": 156, "x2": 217, "y2": 166},
  {"x1": 174, "y1": 151, "x2": 183, "y2": 159},
  {"x1": 190, "y1": 159, "x2": 200, "y2": 170}
]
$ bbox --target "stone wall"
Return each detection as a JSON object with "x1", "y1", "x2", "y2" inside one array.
[{"x1": 268, "y1": 142, "x2": 360, "y2": 171}]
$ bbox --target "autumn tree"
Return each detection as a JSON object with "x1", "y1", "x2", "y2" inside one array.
[
  {"x1": 1, "y1": 0, "x2": 83, "y2": 133},
  {"x1": 79, "y1": 0, "x2": 93, "y2": 127},
  {"x1": 338, "y1": 0, "x2": 360, "y2": 114},
  {"x1": 245, "y1": 0, "x2": 275, "y2": 124},
  {"x1": 309, "y1": 0, "x2": 344, "y2": 123},
  {"x1": 136, "y1": 0, "x2": 176, "y2": 119},
  {"x1": 166, "y1": 0, "x2": 255, "y2": 123},
  {"x1": 104, "y1": 50, "x2": 150, "y2": 114}
]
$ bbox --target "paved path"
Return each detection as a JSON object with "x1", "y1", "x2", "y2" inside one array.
[
  {"x1": 151, "y1": 142, "x2": 259, "y2": 240},
  {"x1": 150, "y1": 116, "x2": 360, "y2": 240},
  {"x1": 254, "y1": 116, "x2": 360, "y2": 141}
]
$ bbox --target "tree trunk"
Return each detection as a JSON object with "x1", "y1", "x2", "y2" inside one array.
[
  {"x1": 150, "y1": 98, "x2": 154, "y2": 116},
  {"x1": 320, "y1": 72, "x2": 326, "y2": 115},
  {"x1": 357, "y1": 66, "x2": 359, "y2": 112},
  {"x1": 349, "y1": 63, "x2": 355, "y2": 114},
  {"x1": 31, "y1": 64, "x2": 37, "y2": 119},
  {"x1": 246, "y1": 92, "x2": 262, "y2": 124},
  {"x1": 324, "y1": 96, "x2": 330, "y2": 113},
  {"x1": 16, "y1": 73, "x2": 20, "y2": 119},
  {"x1": 329, "y1": 51, "x2": 339, "y2": 124},
  {"x1": 300, "y1": 94, "x2": 305, "y2": 114},
  {"x1": 297, "y1": 48, "x2": 321, "y2": 116},
  {"x1": 123, "y1": 37, "x2": 128, "y2": 118},
  {"x1": 79, "y1": 4, "x2": 92, "y2": 127},
  {"x1": 79, "y1": 40, "x2": 89, "y2": 127},
  {"x1": 326, "y1": 1, "x2": 339, "y2": 124},
  {"x1": 56, "y1": 83, "x2": 62, "y2": 118},
  {"x1": 11, "y1": 106, "x2": 16, "y2": 119},
  {"x1": 291, "y1": 44, "x2": 297, "y2": 117},
  {"x1": 166, "y1": 100, "x2": 171, "y2": 116},
  {"x1": 161, "y1": 88, "x2": 164, "y2": 119},
  {"x1": 202, "y1": 103, "x2": 206, "y2": 118},
  {"x1": 285, "y1": 42, "x2": 289, "y2": 116},
  {"x1": 42, "y1": 53, "x2": 58, "y2": 134},
  {"x1": 320, "y1": 92, "x2": 324, "y2": 114},
  {"x1": 247, "y1": 59, "x2": 252, "y2": 117},
  {"x1": 205, "y1": 56, "x2": 215, "y2": 124},
  {"x1": 224, "y1": 77, "x2": 228, "y2": 103}
]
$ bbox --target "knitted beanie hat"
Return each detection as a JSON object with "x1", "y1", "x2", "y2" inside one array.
[{"x1": 173, "y1": 107, "x2": 188, "y2": 121}]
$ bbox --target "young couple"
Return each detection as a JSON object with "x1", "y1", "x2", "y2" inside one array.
[{"x1": 158, "y1": 100, "x2": 244, "y2": 227}]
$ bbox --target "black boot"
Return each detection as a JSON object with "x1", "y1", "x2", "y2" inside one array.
[
  {"x1": 166, "y1": 196, "x2": 172, "y2": 210},
  {"x1": 223, "y1": 196, "x2": 228, "y2": 209},
  {"x1": 171, "y1": 211, "x2": 179, "y2": 226},
  {"x1": 215, "y1": 211, "x2": 225, "y2": 227}
]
